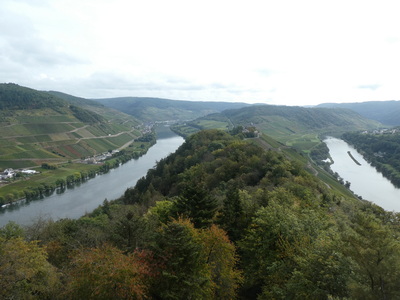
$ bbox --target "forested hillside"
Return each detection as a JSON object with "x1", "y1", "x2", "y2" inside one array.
[
  {"x1": 93, "y1": 96, "x2": 251, "y2": 122},
  {"x1": 343, "y1": 130, "x2": 400, "y2": 187},
  {"x1": 318, "y1": 100, "x2": 400, "y2": 125},
  {"x1": 0, "y1": 83, "x2": 65, "y2": 110},
  {"x1": 2, "y1": 129, "x2": 399, "y2": 299}
]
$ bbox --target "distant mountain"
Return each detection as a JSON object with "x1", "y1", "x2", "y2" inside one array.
[
  {"x1": 0, "y1": 84, "x2": 141, "y2": 169},
  {"x1": 46, "y1": 91, "x2": 142, "y2": 128},
  {"x1": 317, "y1": 101, "x2": 400, "y2": 125},
  {"x1": 173, "y1": 104, "x2": 381, "y2": 148},
  {"x1": 222, "y1": 105, "x2": 379, "y2": 130},
  {"x1": 92, "y1": 97, "x2": 252, "y2": 122}
]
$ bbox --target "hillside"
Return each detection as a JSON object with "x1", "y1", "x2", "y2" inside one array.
[
  {"x1": 317, "y1": 100, "x2": 400, "y2": 125},
  {"x1": 3, "y1": 129, "x2": 400, "y2": 299},
  {"x1": 92, "y1": 96, "x2": 251, "y2": 122},
  {"x1": 173, "y1": 104, "x2": 381, "y2": 152},
  {"x1": 0, "y1": 84, "x2": 143, "y2": 170}
]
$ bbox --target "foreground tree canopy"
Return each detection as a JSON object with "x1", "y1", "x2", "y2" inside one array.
[{"x1": 2, "y1": 129, "x2": 400, "y2": 299}]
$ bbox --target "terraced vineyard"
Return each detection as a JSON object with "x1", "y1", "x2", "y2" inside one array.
[
  {"x1": 0, "y1": 84, "x2": 143, "y2": 169},
  {"x1": 0, "y1": 112, "x2": 141, "y2": 169},
  {"x1": 0, "y1": 84, "x2": 156, "y2": 204}
]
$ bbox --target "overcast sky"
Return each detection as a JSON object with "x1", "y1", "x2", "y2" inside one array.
[{"x1": 1, "y1": 0, "x2": 400, "y2": 106}]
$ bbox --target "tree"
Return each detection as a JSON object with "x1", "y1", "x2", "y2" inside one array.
[
  {"x1": 279, "y1": 230, "x2": 352, "y2": 299},
  {"x1": 172, "y1": 181, "x2": 218, "y2": 228},
  {"x1": 0, "y1": 237, "x2": 60, "y2": 299},
  {"x1": 341, "y1": 211, "x2": 400, "y2": 299},
  {"x1": 65, "y1": 244, "x2": 154, "y2": 299},
  {"x1": 150, "y1": 218, "x2": 213, "y2": 299},
  {"x1": 0, "y1": 221, "x2": 25, "y2": 239},
  {"x1": 219, "y1": 186, "x2": 245, "y2": 241},
  {"x1": 201, "y1": 225, "x2": 243, "y2": 299},
  {"x1": 110, "y1": 206, "x2": 148, "y2": 252},
  {"x1": 239, "y1": 193, "x2": 333, "y2": 299}
]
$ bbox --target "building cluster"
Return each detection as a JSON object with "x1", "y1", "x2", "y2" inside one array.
[
  {"x1": 82, "y1": 150, "x2": 120, "y2": 164},
  {"x1": 0, "y1": 168, "x2": 39, "y2": 180},
  {"x1": 362, "y1": 128, "x2": 400, "y2": 135}
]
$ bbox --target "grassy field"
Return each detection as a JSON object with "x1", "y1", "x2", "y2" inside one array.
[{"x1": 0, "y1": 163, "x2": 100, "y2": 200}]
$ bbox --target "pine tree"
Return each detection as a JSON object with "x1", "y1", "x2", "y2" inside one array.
[{"x1": 173, "y1": 182, "x2": 218, "y2": 228}]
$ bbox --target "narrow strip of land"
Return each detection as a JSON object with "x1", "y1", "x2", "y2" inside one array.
[{"x1": 347, "y1": 151, "x2": 361, "y2": 166}]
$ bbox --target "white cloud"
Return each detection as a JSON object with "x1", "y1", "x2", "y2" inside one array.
[{"x1": 1, "y1": 0, "x2": 400, "y2": 106}]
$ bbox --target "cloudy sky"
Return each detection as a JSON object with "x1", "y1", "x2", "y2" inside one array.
[{"x1": 1, "y1": 0, "x2": 400, "y2": 106}]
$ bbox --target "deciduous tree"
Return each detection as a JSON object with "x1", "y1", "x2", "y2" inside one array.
[
  {"x1": 0, "y1": 237, "x2": 60, "y2": 299},
  {"x1": 65, "y1": 244, "x2": 154, "y2": 299}
]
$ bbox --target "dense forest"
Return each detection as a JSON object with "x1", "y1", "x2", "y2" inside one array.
[
  {"x1": 1, "y1": 129, "x2": 400, "y2": 299},
  {"x1": 0, "y1": 83, "x2": 65, "y2": 110},
  {"x1": 342, "y1": 130, "x2": 400, "y2": 187}
]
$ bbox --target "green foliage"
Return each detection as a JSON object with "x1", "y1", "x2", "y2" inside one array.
[
  {"x1": 0, "y1": 237, "x2": 60, "y2": 299},
  {"x1": 0, "y1": 83, "x2": 65, "y2": 110},
  {"x1": 218, "y1": 185, "x2": 245, "y2": 242},
  {"x1": 340, "y1": 211, "x2": 400, "y2": 299},
  {"x1": 310, "y1": 141, "x2": 331, "y2": 164},
  {"x1": 172, "y1": 180, "x2": 218, "y2": 228},
  {"x1": 201, "y1": 224, "x2": 243, "y2": 299},
  {"x1": 69, "y1": 104, "x2": 105, "y2": 124},
  {"x1": 0, "y1": 221, "x2": 25, "y2": 239},
  {"x1": 41, "y1": 162, "x2": 57, "y2": 170},
  {"x1": 150, "y1": 218, "x2": 214, "y2": 299},
  {"x1": 3, "y1": 129, "x2": 400, "y2": 299}
]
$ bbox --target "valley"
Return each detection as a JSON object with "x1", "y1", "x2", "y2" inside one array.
[{"x1": 2, "y1": 84, "x2": 400, "y2": 299}]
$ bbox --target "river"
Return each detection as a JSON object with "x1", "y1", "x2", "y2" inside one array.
[
  {"x1": 324, "y1": 137, "x2": 400, "y2": 212},
  {"x1": 0, "y1": 127, "x2": 184, "y2": 227}
]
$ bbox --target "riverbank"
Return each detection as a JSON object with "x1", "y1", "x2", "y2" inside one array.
[
  {"x1": 0, "y1": 134, "x2": 156, "y2": 206},
  {"x1": 0, "y1": 130, "x2": 184, "y2": 227}
]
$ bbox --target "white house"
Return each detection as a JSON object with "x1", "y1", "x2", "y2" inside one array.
[
  {"x1": 21, "y1": 169, "x2": 39, "y2": 175},
  {"x1": 0, "y1": 168, "x2": 15, "y2": 180}
]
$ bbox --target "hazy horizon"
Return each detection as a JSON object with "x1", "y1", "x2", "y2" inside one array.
[{"x1": 2, "y1": 1, "x2": 400, "y2": 106}]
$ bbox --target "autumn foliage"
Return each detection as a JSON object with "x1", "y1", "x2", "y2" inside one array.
[{"x1": 65, "y1": 245, "x2": 155, "y2": 299}]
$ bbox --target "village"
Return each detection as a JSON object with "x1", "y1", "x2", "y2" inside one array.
[
  {"x1": 80, "y1": 149, "x2": 120, "y2": 165},
  {"x1": 0, "y1": 124, "x2": 156, "y2": 187},
  {"x1": 0, "y1": 168, "x2": 39, "y2": 181},
  {"x1": 361, "y1": 127, "x2": 400, "y2": 135}
]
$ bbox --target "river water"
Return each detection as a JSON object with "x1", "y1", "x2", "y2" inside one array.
[
  {"x1": 0, "y1": 128, "x2": 184, "y2": 227},
  {"x1": 324, "y1": 137, "x2": 400, "y2": 212}
]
